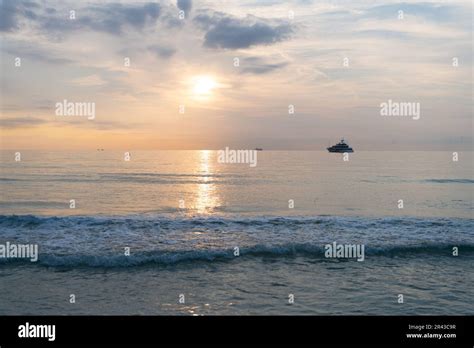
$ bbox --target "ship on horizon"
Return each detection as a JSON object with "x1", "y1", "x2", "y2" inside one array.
[{"x1": 327, "y1": 139, "x2": 354, "y2": 153}]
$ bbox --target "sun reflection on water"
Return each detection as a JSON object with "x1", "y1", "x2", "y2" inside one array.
[{"x1": 194, "y1": 150, "x2": 220, "y2": 214}]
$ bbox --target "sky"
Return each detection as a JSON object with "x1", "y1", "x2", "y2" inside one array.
[{"x1": 0, "y1": 0, "x2": 472, "y2": 150}]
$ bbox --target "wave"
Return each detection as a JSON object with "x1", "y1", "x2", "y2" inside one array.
[
  {"x1": 1, "y1": 214, "x2": 471, "y2": 228},
  {"x1": 425, "y1": 179, "x2": 474, "y2": 184},
  {"x1": 0, "y1": 214, "x2": 472, "y2": 268},
  {"x1": 1, "y1": 243, "x2": 473, "y2": 268},
  {"x1": 0, "y1": 172, "x2": 251, "y2": 185}
]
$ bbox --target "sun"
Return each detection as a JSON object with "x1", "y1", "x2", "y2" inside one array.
[{"x1": 192, "y1": 75, "x2": 217, "y2": 96}]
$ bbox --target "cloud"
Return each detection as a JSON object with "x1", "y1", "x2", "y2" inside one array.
[
  {"x1": 90, "y1": 2, "x2": 161, "y2": 33},
  {"x1": 177, "y1": 0, "x2": 192, "y2": 13},
  {"x1": 3, "y1": 44, "x2": 75, "y2": 65},
  {"x1": 0, "y1": 0, "x2": 39, "y2": 32},
  {"x1": 0, "y1": 117, "x2": 48, "y2": 128},
  {"x1": 147, "y1": 45, "x2": 176, "y2": 58},
  {"x1": 70, "y1": 75, "x2": 107, "y2": 87},
  {"x1": 4, "y1": 1, "x2": 162, "y2": 36},
  {"x1": 239, "y1": 56, "x2": 288, "y2": 74},
  {"x1": 51, "y1": 118, "x2": 149, "y2": 131},
  {"x1": 0, "y1": 114, "x2": 148, "y2": 131},
  {"x1": 194, "y1": 12, "x2": 293, "y2": 49},
  {"x1": 362, "y1": 3, "x2": 457, "y2": 22},
  {"x1": 0, "y1": 1, "x2": 19, "y2": 32}
]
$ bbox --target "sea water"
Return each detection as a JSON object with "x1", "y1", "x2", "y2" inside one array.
[{"x1": 0, "y1": 150, "x2": 472, "y2": 315}]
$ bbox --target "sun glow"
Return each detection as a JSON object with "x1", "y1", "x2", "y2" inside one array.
[{"x1": 192, "y1": 75, "x2": 217, "y2": 96}]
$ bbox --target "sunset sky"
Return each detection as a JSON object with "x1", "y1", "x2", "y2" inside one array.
[{"x1": 1, "y1": 0, "x2": 472, "y2": 150}]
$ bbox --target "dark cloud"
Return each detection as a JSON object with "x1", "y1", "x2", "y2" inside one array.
[
  {"x1": 95, "y1": 3, "x2": 161, "y2": 32},
  {"x1": 0, "y1": 0, "x2": 39, "y2": 32},
  {"x1": 60, "y1": 3, "x2": 161, "y2": 35},
  {"x1": 193, "y1": 11, "x2": 225, "y2": 30},
  {"x1": 3, "y1": 1, "x2": 162, "y2": 36},
  {"x1": 177, "y1": 0, "x2": 192, "y2": 13},
  {"x1": 239, "y1": 56, "x2": 288, "y2": 74},
  {"x1": 162, "y1": 14, "x2": 185, "y2": 29},
  {"x1": 194, "y1": 12, "x2": 293, "y2": 49},
  {"x1": 147, "y1": 45, "x2": 176, "y2": 58},
  {"x1": 0, "y1": 3, "x2": 19, "y2": 32}
]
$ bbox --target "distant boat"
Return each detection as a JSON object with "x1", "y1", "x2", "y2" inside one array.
[
  {"x1": 327, "y1": 139, "x2": 354, "y2": 153},
  {"x1": 255, "y1": 148, "x2": 263, "y2": 151}
]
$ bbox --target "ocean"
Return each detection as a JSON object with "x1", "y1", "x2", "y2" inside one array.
[{"x1": 0, "y1": 150, "x2": 472, "y2": 315}]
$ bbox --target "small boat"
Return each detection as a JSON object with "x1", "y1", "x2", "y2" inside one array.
[
  {"x1": 255, "y1": 148, "x2": 263, "y2": 151},
  {"x1": 327, "y1": 139, "x2": 354, "y2": 153}
]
